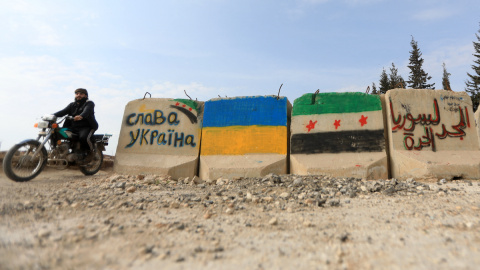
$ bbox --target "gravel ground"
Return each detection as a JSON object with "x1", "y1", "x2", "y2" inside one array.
[{"x1": 1, "y1": 166, "x2": 480, "y2": 270}]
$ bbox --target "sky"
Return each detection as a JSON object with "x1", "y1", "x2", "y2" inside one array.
[{"x1": 1, "y1": 0, "x2": 479, "y2": 155}]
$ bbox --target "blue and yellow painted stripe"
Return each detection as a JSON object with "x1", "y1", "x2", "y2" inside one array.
[{"x1": 201, "y1": 96, "x2": 288, "y2": 155}]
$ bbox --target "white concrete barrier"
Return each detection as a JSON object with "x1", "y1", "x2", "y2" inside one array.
[
  {"x1": 114, "y1": 98, "x2": 203, "y2": 178},
  {"x1": 385, "y1": 89, "x2": 480, "y2": 180}
]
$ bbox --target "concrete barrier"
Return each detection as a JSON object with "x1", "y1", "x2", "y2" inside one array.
[
  {"x1": 290, "y1": 92, "x2": 388, "y2": 179},
  {"x1": 114, "y1": 98, "x2": 203, "y2": 178},
  {"x1": 199, "y1": 96, "x2": 291, "y2": 180},
  {"x1": 385, "y1": 89, "x2": 480, "y2": 180},
  {"x1": 475, "y1": 108, "x2": 480, "y2": 147}
]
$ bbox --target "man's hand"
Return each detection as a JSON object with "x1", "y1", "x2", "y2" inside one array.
[{"x1": 74, "y1": 115, "x2": 83, "y2": 121}]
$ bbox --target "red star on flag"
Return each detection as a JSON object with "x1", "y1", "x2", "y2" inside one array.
[
  {"x1": 334, "y1": 119, "x2": 341, "y2": 130},
  {"x1": 306, "y1": 120, "x2": 317, "y2": 132},
  {"x1": 359, "y1": 115, "x2": 368, "y2": 126}
]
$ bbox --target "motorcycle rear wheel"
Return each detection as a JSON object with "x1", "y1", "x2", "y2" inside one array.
[
  {"x1": 80, "y1": 150, "x2": 103, "y2": 176},
  {"x1": 3, "y1": 140, "x2": 48, "y2": 182}
]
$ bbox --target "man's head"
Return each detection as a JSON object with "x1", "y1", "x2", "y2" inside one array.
[{"x1": 74, "y1": 88, "x2": 88, "y2": 101}]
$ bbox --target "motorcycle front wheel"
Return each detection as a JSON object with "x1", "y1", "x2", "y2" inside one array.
[
  {"x1": 80, "y1": 150, "x2": 103, "y2": 176},
  {"x1": 3, "y1": 140, "x2": 48, "y2": 182}
]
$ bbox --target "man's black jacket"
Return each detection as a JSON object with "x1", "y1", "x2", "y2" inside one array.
[{"x1": 54, "y1": 99, "x2": 99, "y2": 130}]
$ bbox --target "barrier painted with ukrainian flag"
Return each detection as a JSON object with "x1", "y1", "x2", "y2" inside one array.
[
  {"x1": 290, "y1": 92, "x2": 388, "y2": 179},
  {"x1": 199, "y1": 96, "x2": 291, "y2": 180}
]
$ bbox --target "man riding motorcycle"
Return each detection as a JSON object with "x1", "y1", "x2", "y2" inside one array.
[{"x1": 54, "y1": 88, "x2": 99, "y2": 162}]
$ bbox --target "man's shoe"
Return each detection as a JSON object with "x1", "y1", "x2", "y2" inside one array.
[
  {"x1": 76, "y1": 152, "x2": 85, "y2": 161},
  {"x1": 74, "y1": 150, "x2": 88, "y2": 165},
  {"x1": 83, "y1": 151, "x2": 95, "y2": 163}
]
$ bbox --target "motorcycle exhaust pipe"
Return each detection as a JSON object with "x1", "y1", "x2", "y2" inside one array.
[{"x1": 47, "y1": 159, "x2": 68, "y2": 167}]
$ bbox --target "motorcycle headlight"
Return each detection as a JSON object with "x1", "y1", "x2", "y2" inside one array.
[
  {"x1": 42, "y1": 114, "x2": 57, "y2": 121},
  {"x1": 36, "y1": 120, "x2": 50, "y2": 129}
]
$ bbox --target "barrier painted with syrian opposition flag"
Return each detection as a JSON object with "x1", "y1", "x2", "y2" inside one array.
[
  {"x1": 114, "y1": 98, "x2": 203, "y2": 178},
  {"x1": 290, "y1": 92, "x2": 388, "y2": 179},
  {"x1": 385, "y1": 89, "x2": 480, "y2": 180},
  {"x1": 199, "y1": 96, "x2": 290, "y2": 180}
]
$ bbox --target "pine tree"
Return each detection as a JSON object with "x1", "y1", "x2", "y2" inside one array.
[
  {"x1": 442, "y1": 62, "x2": 452, "y2": 90},
  {"x1": 407, "y1": 36, "x2": 435, "y2": 89},
  {"x1": 388, "y1": 63, "x2": 406, "y2": 89},
  {"x1": 379, "y1": 68, "x2": 389, "y2": 94},
  {"x1": 465, "y1": 23, "x2": 480, "y2": 112},
  {"x1": 371, "y1": 82, "x2": 379, "y2": 95}
]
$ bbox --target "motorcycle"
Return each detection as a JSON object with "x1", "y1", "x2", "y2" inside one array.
[{"x1": 2, "y1": 115, "x2": 112, "y2": 182}]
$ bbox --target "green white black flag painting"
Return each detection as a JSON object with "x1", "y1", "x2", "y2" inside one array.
[{"x1": 291, "y1": 92, "x2": 386, "y2": 154}]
